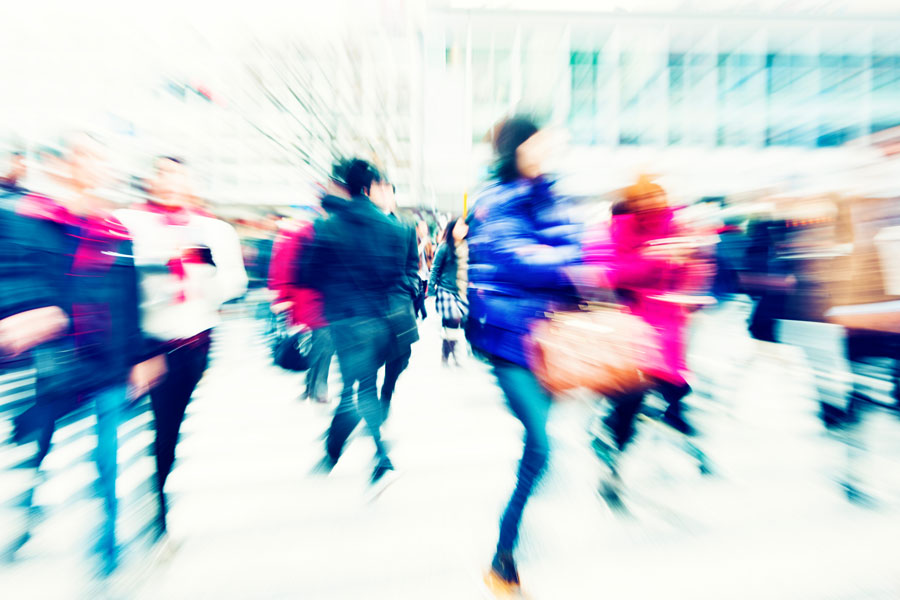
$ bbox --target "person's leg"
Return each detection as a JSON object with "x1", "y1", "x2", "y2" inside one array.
[
  {"x1": 305, "y1": 327, "x2": 333, "y2": 403},
  {"x1": 658, "y1": 379, "x2": 695, "y2": 436},
  {"x1": 490, "y1": 360, "x2": 552, "y2": 582},
  {"x1": 324, "y1": 374, "x2": 361, "y2": 464},
  {"x1": 92, "y1": 384, "x2": 126, "y2": 574},
  {"x1": 380, "y1": 347, "x2": 411, "y2": 422},
  {"x1": 603, "y1": 390, "x2": 645, "y2": 451},
  {"x1": 150, "y1": 336, "x2": 211, "y2": 535}
]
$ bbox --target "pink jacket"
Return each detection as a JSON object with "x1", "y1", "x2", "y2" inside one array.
[
  {"x1": 583, "y1": 208, "x2": 696, "y2": 385},
  {"x1": 268, "y1": 220, "x2": 327, "y2": 330}
]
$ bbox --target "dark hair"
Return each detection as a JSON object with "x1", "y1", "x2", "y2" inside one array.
[
  {"x1": 344, "y1": 158, "x2": 381, "y2": 197},
  {"x1": 492, "y1": 116, "x2": 539, "y2": 184},
  {"x1": 330, "y1": 158, "x2": 351, "y2": 188},
  {"x1": 443, "y1": 217, "x2": 459, "y2": 247}
]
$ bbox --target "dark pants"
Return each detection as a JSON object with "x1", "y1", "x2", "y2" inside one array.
[
  {"x1": 12, "y1": 385, "x2": 126, "y2": 568},
  {"x1": 413, "y1": 279, "x2": 428, "y2": 320},
  {"x1": 150, "y1": 332, "x2": 211, "y2": 533},
  {"x1": 304, "y1": 327, "x2": 334, "y2": 402},
  {"x1": 604, "y1": 379, "x2": 691, "y2": 450},
  {"x1": 491, "y1": 358, "x2": 552, "y2": 554},
  {"x1": 381, "y1": 347, "x2": 411, "y2": 421},
  {"x1": 325, "y1": 317, "x2": 392, "y2": 468}
]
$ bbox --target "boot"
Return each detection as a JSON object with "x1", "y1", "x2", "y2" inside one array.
[
  {"x1": 441, "y1": 339, "x2": 450, "y2": 366},
  {"x1": 448, "y1": 340, "x2": 459, "y2": 365},
  {"x1": 484, "y1": 551, "x2": 522, "y2": 597}
]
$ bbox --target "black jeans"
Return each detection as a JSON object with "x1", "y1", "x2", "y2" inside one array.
[
  {"x1": 604, "y1": 379, "x2": 691, "y2": 450},
  {"x1": 325, "y1": 317, "x2": 392, "y2": 468},
  {"x1": 381, "y1": 347, "x2": 412, "y2": 421},
  {"x1": 413, "y1": 279, "x2": 428, "y2": 320},
  {"x1": 150, "y1": 332, "x2": 211, "y2": 532},
  {"x1": 304, "y1": 327, "x2": 334, "y2": 401}
]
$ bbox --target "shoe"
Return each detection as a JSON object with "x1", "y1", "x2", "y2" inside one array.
[
  {"x1": 483, "y1": 553, "x2": 521, "y2": 597},
  {"x1": 370, "y1": 462, "x2": 395, "y2": 486}
]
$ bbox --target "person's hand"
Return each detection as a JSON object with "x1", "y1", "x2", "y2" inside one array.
[
  {"x1": 129, "y1": 355, "x2": 167, "y2": 399},
  {"x1": 0, "y1": 306, "x2": 69, "y2": 356}
]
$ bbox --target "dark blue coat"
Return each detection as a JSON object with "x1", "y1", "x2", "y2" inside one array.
[{"x1": 466, "y1": 177, "x2": 583, "y2": 368}]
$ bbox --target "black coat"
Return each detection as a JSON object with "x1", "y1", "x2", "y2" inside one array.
[
  {"x1": 301, "y1": 195, "x2": 419, "y2": 353},
  {"x1": 0, "y1": 194, "x2": 147, "y2": 404}
]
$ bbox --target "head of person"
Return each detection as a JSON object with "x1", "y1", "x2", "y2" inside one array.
[
  {"x1": 443, "y1": 216, "x2": 468, "y2": 247},
  {"x1": 344, "y1": 158, "x2": 382, "y2": 199},
  {"x1": 63, "y1": 133, "x2": 109, "y2": 195},
  {"x1": 492, "y1": 116, "x2": 548, "y2": 184},
  {"x1": 2, "y1": 151, "x2": 26, "y2": 186},
  {"x1": 149, "y1": 155, "x2": 189, "y2": 208},
  {"x1": 369, "y1": 175, "x2": 396, "y2": 214},
  {"x1": 617, "y1": 175, "x2": 669, "y2": 217},
  {"x1": 416, "y1": 220, "x2": 429, "y2": 240},
  {"x1": 326, "y1": 158, "x2": 352, "y2": 199}
]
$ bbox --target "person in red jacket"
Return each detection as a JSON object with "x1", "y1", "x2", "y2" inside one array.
[{"x1": 269, "y1": 208, "x2": 335, "y2": 404}]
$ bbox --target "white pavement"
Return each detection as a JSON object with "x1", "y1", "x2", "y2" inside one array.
[{"x1": 3, "y1": 301, "x2": 900, "y2": 599}]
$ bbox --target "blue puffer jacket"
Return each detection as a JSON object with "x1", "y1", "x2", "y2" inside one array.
[{"x1": 466, "y1": 177, "x2": 583, "y2": 368}]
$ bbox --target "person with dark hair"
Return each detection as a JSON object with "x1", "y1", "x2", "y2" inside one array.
[
  {"x1": 466, "y1": 117, "x2": 583, "y2": 595},
  {"x1": 115, "y1": 155, "x2": 248, "y2": 545},
  {"x1": 301, "y1": 158, "x2": 418, "y2": 489},
  {"x1": 0, "y1": 138, "x2": 163, "y2": 576},
  {"x1": 429, "y1": 215, "x2": 469, "y2": 365}
]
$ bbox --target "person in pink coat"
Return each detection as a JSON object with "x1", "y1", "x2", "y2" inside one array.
[{"x1": 583, "y1": 176, "x2": 709, "y2": 451}]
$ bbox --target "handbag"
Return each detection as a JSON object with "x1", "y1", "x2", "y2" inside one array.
[
  {"x1": 526, "y1": 302, "x2": 659, "y2": 397},
  {"x1": 270, "y1": 311, "x2": 313, "y2": 372}
]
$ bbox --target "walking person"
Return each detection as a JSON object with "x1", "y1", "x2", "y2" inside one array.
[
  {"x1": 582, "y1": 176, "x2": 713, "y2": 505},
  {"x1": 466, "y1": 117, "x2": 583, "y2": 596},
  {"x1": 0, "y1": 138, "x2": 163, "y2": 576},
  {"x1": 429, "y1": 216, "x2": 469, "y2": 365},
  {"x1": 302, "y1": 159, "x2": 418, "y2": 487},
  {"x1": 369, "y1": 176, "x2": 419, "y2": 420},
  {"x1": 269, "y1": 215, "x2": 333, "y2": 403},
  {"x1": 115, "y1": 155, "x2": 247, "y2": 544},
  {"x1": 413, "y1": 220, "x2": 433, "y2": 320}
]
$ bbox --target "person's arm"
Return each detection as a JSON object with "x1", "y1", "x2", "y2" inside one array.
[
  {"x1": 471, "y1": 210, "x2": 581, "y2": 290},
  {"x1": 0, "y1": 210, "x2": 69, "y2": 354},
  {"x1": 428, "y1": 243, "x2": 447, "y2": 293},
  {"x1": 209, "y1": 220, "x2": 249, "y2": 305},
  {"x1": 118, "y1": 238, "x2": 166, "y2": 396},
  {"x1": 402, "y1": 225, "x2": 419, "y2": 300}
]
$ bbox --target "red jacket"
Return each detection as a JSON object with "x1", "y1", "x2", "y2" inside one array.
[{"x1": 268, "y1": 220, "x2": 327, "y2": 329}]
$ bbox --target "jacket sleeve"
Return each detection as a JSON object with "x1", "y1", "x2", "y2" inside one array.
[
  {"x1": 403, "y1": 225, "x2": 419, "y2": 300},
  {"x1": 298, "y1": 219, "x2": 332, "y2": 294},
  {"x1": 472, "y1": 210, "x2": 581, "y2": 290},
  {"x1": 428, "y1": 243, "x2": 447, "y2": 292},
  {"x1": 119, "y1": 239, "x2": 154, "y2": 366},
  {"x1": 0, "y1": 210, "x2": 63, "y2": 319},
  {"x1": 268, "y1": 226, "x2": 306, "y2": 303},
  {"x1": 209, "y1": 220, "x2": 249, "y2": 305}
]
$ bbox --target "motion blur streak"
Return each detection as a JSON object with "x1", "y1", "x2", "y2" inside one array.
[{"x1": 1, "y1": 1, "x2": 899, "y2": 599}]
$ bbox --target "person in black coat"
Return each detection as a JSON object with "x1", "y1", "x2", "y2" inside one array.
[
  {"x1": 301, "y1": 159, "x2": 418, "y2": 487},
  {"x1": 0, "y1": 140, "x2": 163, "y2": 576}
]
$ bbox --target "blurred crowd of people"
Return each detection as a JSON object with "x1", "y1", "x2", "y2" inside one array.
[{"x1": 2, "y1": 116, "x2": 900, "y2": 597}]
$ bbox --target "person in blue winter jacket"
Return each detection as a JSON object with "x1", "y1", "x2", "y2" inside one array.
[{"x1": 466, "y1": 116, "x2": 583, "y2": 595}]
